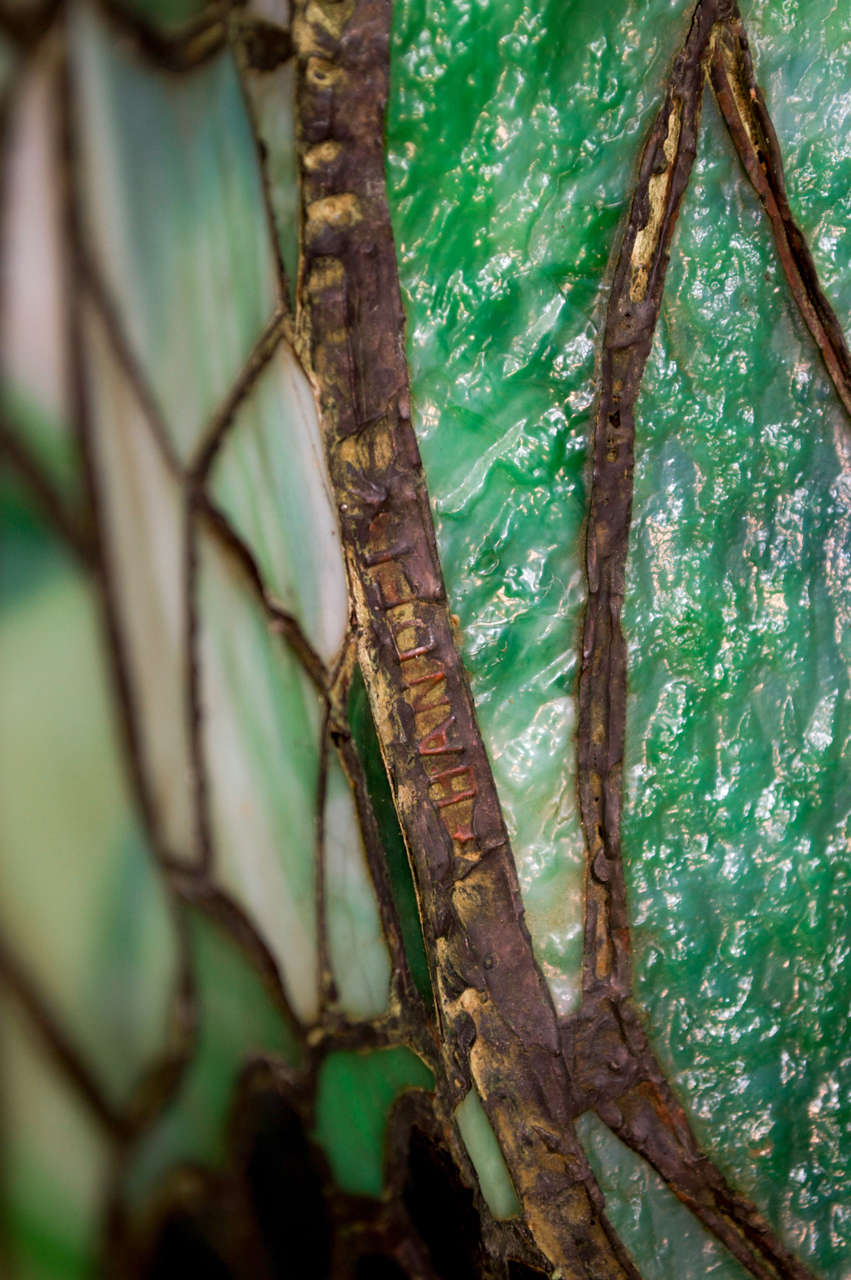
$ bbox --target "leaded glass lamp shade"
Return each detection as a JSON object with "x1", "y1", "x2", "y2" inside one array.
[{"x1": 0, "y1": 0, "x2": 849, "y2": 1274}]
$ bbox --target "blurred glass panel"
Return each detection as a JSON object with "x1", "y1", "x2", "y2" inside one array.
[
  {"x1": 125, "y1": 904, "x2": 303, "y2": 1207},
  {"x1": 72, "y1": 3, "x2": 278, "y2": 461},
  {"x1": 84, "y1": 299, "x2": 196, "y2": 863},
  {"x1": 1, "y1": 994, "x2": 110, "y2": 1280},
  {"x1": 0, "y1": 478, "x2": 177, "y2": 1103},
  {"x1": 324, "y1": 749, "x2": 391, "y2": 1020},
  {"x1": 118, "y1": 0, "x2": 209, "y2": 30},
  {"x1": 1, "y1": 40, "x2": 76, "y2": 500},
  {"x1": 209, "y1": 340, "x2": 348, "y2": 665},
  {"x1": 243, "y1": 57, "x2": 298, "y2": 304},
  {"x1": 314, "y1": 1047, "x2": 433, "y2": 1198},
  {"x1": 197, "y1": 529, "x2": 324, "y2": 1024}
]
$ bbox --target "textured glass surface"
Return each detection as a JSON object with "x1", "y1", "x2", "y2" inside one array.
[
  {"x1": 388, "y1": 0, "x2": 851, "y2": 1272},
  {"x1": 2, "y1": 0, "x2": 849, "y2": 1272},
  {"x1": 576, "y1": 1112, "x2": 747, "y2": 1280},
  {"x1": 387, "y1": 0, "x2": 686, "y2": 1017}
]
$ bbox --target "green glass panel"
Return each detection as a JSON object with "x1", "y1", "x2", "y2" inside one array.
[
  {"x1": 622, "y1": 92, "x2": 851, "y2": 1280},
  {"x1": 197, "y1": 529, "x2": 324, "y2": 1024},
  {"x1": 576, "y1": 1112, "x2": 748, "y2": 1280},
  {"x1": 388, "y1": 0, "x2": 850, "y2": 1271},
  {"x1": 84, "y1": 300, "x2": 196, "y2": 863},
  {"x1": 314, "y1": 1046, "x2": 434, "y2": 1198},
  {"x1": 1, "y1": 995, "x2": 109, "y2": 1280},
  {"x1": 1, "y1": 45, "x2": 76, "y2": 500},
  {"x1": 72, "y1": 4, "x2": 278, "y2": 461},
  {"x1": 0, "y1": 480, "x2": 177, "y2": 1102},
  {"x1": 209, "y1": 340, "x2": 348, "y2": 665},
  {"x1": 347, "y1": 667, "x2": 433, "y2": 1005},
  {"x1": 324, "y1": 750, "x2": 392, "y2": 1020},
  {"x1": 118, "y1": 0, "x2": 208, "y2": 31},
  {"x1": 125, "y1": 905, "x2": 304, "y2": 1205},
  {"x1": 387, "y1": 0, "x2": 682, "y2": 1015},
  {"x1": 454, "y1": 1089, "x2": 521, "y2": 1221},
  {"x1": 244, "y1": 58, "x2": 299, "y2": 305}
]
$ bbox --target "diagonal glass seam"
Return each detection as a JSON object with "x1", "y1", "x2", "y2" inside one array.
[
  {"x1": 0, "y1": 929, "x2": 124, "y2": 1135},
  {"x1": 234, "y1": 13, "x2": 293, "y2": 74},
  {"x1": 572, "y1": 0, "x2": 848, "y2": 1276},
  {"x1": 231, "y1": 49, "x2": 295, "y2": 310},
  {"x1": 332, "y1": 725, "x2": 422, "y2": 1012},
  {"x1": 7, "y1": 65, "x2": 204, "y2": 1189},
  {"x1": 709, "y1": 14, "x2": 851, "y2": 420},
  {"x1": 0, "y1": 423, "x2": 92, "y2": 560},
  {"x1": 194, "y1": 492, "x2": 331, "y2": 691},
  {"x1": 81, "y1": 259, "x2": 183, "y2": 479},
  {"x1": 189, "y1": 308, "x2": 291, "y2": 481},
  {"x1": 57, "y1": 22, "x2": 205, "y2": 1162},
  {"x1": 165, "y1": 874, "x2": 307, "y2": 1032},
  {"x1": 83, "y1": 246, "x2": 297, "y2": 497},
  {"x1": 15, "y1": 16, "x2": 314, "y2": 1240},
  {"x1": 63, "y1": 52, "x2": 183, "y2": 875},
  {"x1": 314, "y1": 710, "x2": 334, "y2": 1012}
]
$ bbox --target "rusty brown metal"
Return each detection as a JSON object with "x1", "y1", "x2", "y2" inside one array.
[{"x1": 293, "y1": 1, "x2": 644, "y2": 1274}]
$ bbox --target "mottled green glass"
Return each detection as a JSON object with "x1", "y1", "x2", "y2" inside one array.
[
  {"x1": 126, "y1": 906, "x2": 304, "y2": 1206},
  {"x1": 314, "y1": 1047, "x2": 434, "y2": 1198},
  {"x1": 388, "y1": 0, "x2": 850, "y2": 1273}
]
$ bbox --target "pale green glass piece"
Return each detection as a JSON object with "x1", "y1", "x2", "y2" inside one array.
[
  {"x1": 126, "y1": 906, "x2": 303, "y2": 1206},
  {"x1": 0, "y1": 489, "x2": 177, "y2": 1103},
  {"x1": 324, "y1": 750, "x2": 392, "y2": 1020},
  {"x1": 1, "y1": 45, "x2": 75, "y2": 499},
  {"x1": 576, "y1": 1112, "x2": 748, "y2": 1280},
  {"x1": 84, "y1": 300, "x2": 196, "y2": 863},
  {"x1": 210, "y1": 340, "x2": 348, "y2": 665},
  {"x1": 243, "y1": 59, "x2": 299, "y2": 305},
  {"x1": 314, "y1": 1047, "x2": 434, "y2": 1198},
  {"x1": 197, "y1": 530, "x2": 324, "y2": 1024},
  {"x1": 454, "y1": 1089, "x2": 521, "y2": 1220},
  {"x1": 2, "y1": 995, "x2": 109, "y2": 1280},
  {"x1": 72, "y1": 3, "x2": 278, "y2": 461}
]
